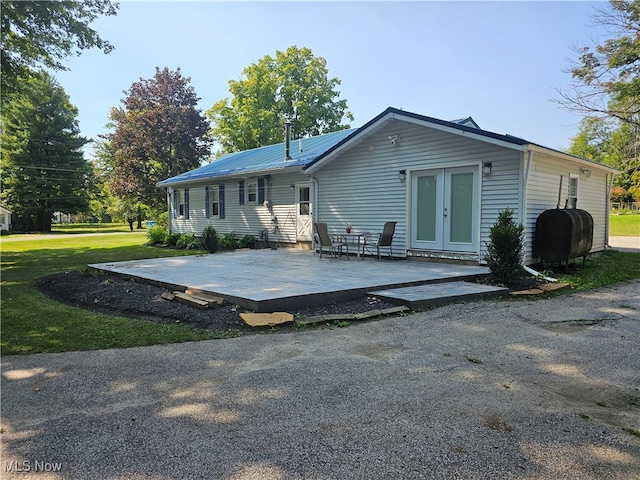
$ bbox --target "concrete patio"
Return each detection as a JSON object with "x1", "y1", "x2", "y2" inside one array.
[{"x1": 89, "y1": 248, "x2": 506, "y2": 312}]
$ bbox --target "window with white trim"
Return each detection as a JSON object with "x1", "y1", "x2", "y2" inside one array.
[
  {"x1": 247, "y1": 179, "x2": 258, "y2": 204},
  {"x1": 211, "y1": 186, "x2": 219, "y2": 216},
  {"x1": 175, "y1": 189, "x2": 183, "y2": 217},
  {"x1": 568, "y1": 175, "x2": 578, "y2": 208}
]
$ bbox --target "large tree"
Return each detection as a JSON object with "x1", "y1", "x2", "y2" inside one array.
[
  {"x1": 568, "y1": 116, "x2": 640, "y2": 199},
  {"x1": 557, "y1": 0, "x2": 640, "y2": 126},
  {"x1": 107, "y1": 67, "x2": 212, "y2": 210},
  {"x1": 1, "y1": 72, "x2": 91, "y2": 231},
  {"x1": 0, "y1": 0, "x2": 118, "y2": 98},
  {"x1": 207, "y1": 46, "x2": 353, "y2": 153}
]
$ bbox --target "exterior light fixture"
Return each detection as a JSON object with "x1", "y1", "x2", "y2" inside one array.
[
  {"x1": 399, "y1": 170, "x2": 406, "y2": 181},
  {"x1": 388, "y1": 134, "x2": 399, "y2": 145},
  {"x1": 580, "y1": 168, "x2": 592, "y2": 177},
  {"x1": 483, "y1": 162, "x2": 492, "y2": 175}
]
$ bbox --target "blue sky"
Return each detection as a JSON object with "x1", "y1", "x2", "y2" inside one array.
[{"x1": 54, "y1": 1, "x2": 607, "y2": 156}]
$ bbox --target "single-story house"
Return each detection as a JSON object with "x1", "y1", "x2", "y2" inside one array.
[
  {"x1": 158, "y1": 107, "x2": 617, "y2": 265},
  {"x1": 0, "y1": 205, "x2": 12, "y2": 232}
]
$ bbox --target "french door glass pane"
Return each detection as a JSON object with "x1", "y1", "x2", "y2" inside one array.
[
  {"x1": 449, "y1": 172, "x2": 473, "y2": 243},
  {"x1": 417, "y1": 175, "x2": 437, "y2": 241}
]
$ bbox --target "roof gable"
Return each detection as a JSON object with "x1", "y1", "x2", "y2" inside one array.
[{"x1": 302, "y1": 107, "x2": 529, "y2": 173}]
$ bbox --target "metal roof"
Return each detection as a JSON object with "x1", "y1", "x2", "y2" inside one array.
[{"x1": 158, "y1": 128, "x2": 356, "y2": 185}]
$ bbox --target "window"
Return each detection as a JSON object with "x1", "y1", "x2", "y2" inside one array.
[
  {"x1": 299, "y1": 186, "x2": 310, "y2": 215},
  {"x1": 247, "y1": 180, "x2": 257, "y2": 203},
  {"x1": 568, "y1": 176, "x2": 578, "y2": 208},
  {"x1": 173, "y1": 189, "x2": 188, "y2": 218},
  {"x1": 211, "y1": 186, "x2": 219, "y2": 216},
  {"x1": 174, "y1": 189, "x2": 182, "y2": 218},
  {"x1": 239, "y1": 178, "x2": 263, "y2": 205},
  {"x1": 206, "y1": 185, "x2": 225, "y2": 219}
]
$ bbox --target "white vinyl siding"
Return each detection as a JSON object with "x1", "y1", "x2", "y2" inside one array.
[
  {"x1": 525, "y1": 153, "x2": 609, "y2": 260},
  {"x1": 169, "y1": 172, "x2": 308, "y2": 242},
  {"x1": 313, "y1": 122, "x2": 522, "y2": 260}
]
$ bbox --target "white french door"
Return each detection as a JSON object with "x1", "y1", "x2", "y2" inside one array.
[{"x1": 411, "y1": 167, "x2": 479, "y2": 252}]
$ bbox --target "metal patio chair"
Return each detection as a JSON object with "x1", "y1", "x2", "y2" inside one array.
[
  {"x1": 313, "y1": 222, "x2": 349, "y2": 260},
  {"x1": 363, "y1": 221, "x2": 397, "y2": 260}
]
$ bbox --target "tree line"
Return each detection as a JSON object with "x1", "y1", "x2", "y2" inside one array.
[
  {"x1": 2, "y1": 1, "x2": 639, "y2": 232},
  {"x1": 0, "y1": 2, "x2": 352, "y2": 231}
]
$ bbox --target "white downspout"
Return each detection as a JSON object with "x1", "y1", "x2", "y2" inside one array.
[{"x1": 167, "y1": 188, "x2": 172, "y2": 233}]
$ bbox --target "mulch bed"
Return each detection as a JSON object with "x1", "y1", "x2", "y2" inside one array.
[{"x1": 35, "y1": 270, "x2": 397, "y2": 334}]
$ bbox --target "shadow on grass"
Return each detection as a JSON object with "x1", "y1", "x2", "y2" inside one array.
[{"x1": 1, "y1": 241, "x2": 212, "y2": 355}]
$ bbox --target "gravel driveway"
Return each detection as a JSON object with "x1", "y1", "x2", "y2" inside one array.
[{"x1": 2, "y1": 280, "x2": 639, "y2": 479}]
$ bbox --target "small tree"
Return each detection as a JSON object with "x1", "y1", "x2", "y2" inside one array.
[{"x1": 483, "y1": 209, "x2": 525, "y2": 284}]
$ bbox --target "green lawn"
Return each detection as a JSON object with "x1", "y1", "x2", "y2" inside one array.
[
  {"x1": 0, "y1": 233, "x2": 223, "y2": 355},
  {"x1": 609, "y1": 213, "x2": 640, "y2": 236},
  {"x1": 1, "y1": 229, "x2": 639, "y2": 356}
]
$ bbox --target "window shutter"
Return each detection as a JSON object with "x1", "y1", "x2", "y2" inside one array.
[
  {"x1": 219, "y1": 184, "x2": 225, "y2": 219},
  {"x1": 239, "y1": 180, "x2": 245, "y2": 205},
  {"x1": 205, "y1": 186, "x2": 210, "y2": 218},
  {"x1": 184, "y1": 188, "x2": 190, "y2": 219},
  {"x1": 258, "y1": 177, "x2": 265, "y2": 204},
  {"x1": 172, "y1": 189, "x2": 177, "y2": 219}
]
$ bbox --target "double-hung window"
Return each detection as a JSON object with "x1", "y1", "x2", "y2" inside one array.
[
  {"x1": 247, "y1": 180, "x2": 258, "y2": 204},
  {"x1": 173, "y1": 188, "x2": 188, "y2": 218},
  {"x1": 239, "y1": 178, "x2": 264, "y2": 205},
  {"x1": 568, "y1": 175, "x2": 578, "y2": 209},
  {"x1": 206, "y1": 185, "x2": 225, "y2": 219}
]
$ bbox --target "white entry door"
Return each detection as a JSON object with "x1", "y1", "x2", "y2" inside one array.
[
  {"x1": 295, "y1": 182, "x2": 313, "y2": 241},
  {"x1": 411, "y1": 167, "x2": 478, "y2": 252}
]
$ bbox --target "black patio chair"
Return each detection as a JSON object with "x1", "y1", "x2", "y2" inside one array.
[
  {"x1": 313, "y1": 222, "x2": 349, "y2": 261},
  {"x1": 364, "y1": 221, "x2": 397, "y2": 260}
]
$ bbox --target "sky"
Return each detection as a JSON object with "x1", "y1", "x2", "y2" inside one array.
[{"x1": 53, "y1": 1, "x2": 610, "y2": 157}]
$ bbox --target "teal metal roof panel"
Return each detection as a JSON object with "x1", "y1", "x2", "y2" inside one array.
[{"x1": 158, "y1": 128, "x2": 356, "y2": 185}]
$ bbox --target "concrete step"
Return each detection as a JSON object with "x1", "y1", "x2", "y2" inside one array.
[{"x1": 369, "y1": 281, "x2": 509, "y2": 310}]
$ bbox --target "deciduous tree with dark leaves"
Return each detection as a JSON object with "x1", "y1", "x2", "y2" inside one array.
[{"x1": 107, "y1": 67, "x2": 212, "y2": 211}]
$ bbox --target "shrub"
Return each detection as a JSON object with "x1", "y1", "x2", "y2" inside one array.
[
  {"x1": 483, "y1": 209, "x2": 525, "y2": 284},
  {"x1": 146, "y1": 225, "x2": 166, "y2": 245},
  {"x1": 165, "y1": 232, "x2": 181, "y2": 247},
  {"x1": 239, "y1": 234, "x2": 257, "y2": 249},
  {"x1": 201, "y1": 226, "x2": 219, "y2": 253},
  {"x1": 176, "y1": 233, "x2": 196, "y2": 249},
  {"x1": 156, "y1": 211, "x2": 169, "y2": 229},
  {"x1": 220, "y1": 231, "x2": 238, "y2": 249}
]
